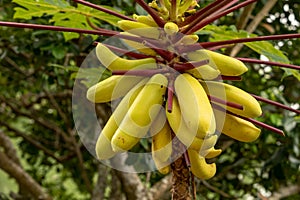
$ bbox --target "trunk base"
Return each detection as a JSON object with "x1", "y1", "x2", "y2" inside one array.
[{"x1": 171, "y1": 136, "x2": 192, "y2": 200}]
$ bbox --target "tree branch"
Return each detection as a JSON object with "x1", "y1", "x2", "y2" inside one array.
[
  {"x1": 0, "y1": 144, "x2": 53, "y2": 200},
  {"x1": 0, "y1": 121, "x2": 65, "y2": 162},
  {"x1": 43, "y1": 89, "x2": 72, "y2": 130},
  {"x1": 69, "y1": 135, "x2": 93, "y2": 193},
  {"x1": 202, "y1": 180, "x2": 233, "y2": 199},
  {"x1": 236, "y1": 3, "x2": 256, "y2": 30},
  {"x1": 91, "y1": 164, "x2": 109, "y2": 200},
  {"x1": 3, "y1": 56, "x2": 30, "y2": 76},
  {"x1": 109, "y1": 169, "x2": 126, "y2": 200},
  {"x1": 111, "y1": 154, "x2": 152, "y2": 200},
  {"x1": 268, "y1": 184, "x2": 300, "y2": 200},
  {"x1": 21, "y1": 91, "x2": 72, "y2": 108},
  {"x1": 150, "y1": 174, "x2": 172, "y2": 200},
  {"x1": 0, "y1": 130, "x2": 21, "y2": 165},
  {"x1": 0, "y1": 95, "x2": 71, "y2": 143},
  {"x1": 230, "y1": 0, "x2": 278, "y2": 57}
]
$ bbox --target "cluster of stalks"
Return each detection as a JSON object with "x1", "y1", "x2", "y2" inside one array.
[{"x1": 1, "y1": 0, "x2": 299, "y2": 199}]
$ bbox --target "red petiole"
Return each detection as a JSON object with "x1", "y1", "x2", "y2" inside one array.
[
  {"x1": 237, "y1": 58, "x2": 300, "y2": 70},
  {"x1": 172, "y1": 59, "x2": 209, "y2": 71},
  {"x1": 181, "y1": 0, "x2": 225, "y2": 27},
  {"x1": 208, "y1": 95, "x2": 244, "y2": 110},
  {"x1": 0, "y1": 21, "x2": 117, "y2": 36},
  {"x1": 212, "y1": 103, "x2": 285, "y2": 136},
  {"x1": 167, "y1": 77, "x2": 175, "y2": 113},
  {"x1": 199, "y1": 33, "x2": 300, "y2": 49},
  {"x1": 185, "y1": 0, "x2": 258, "y2": 34},
  {"x1": 251, "y1": 94, "x2": 300, "y2": 115},
  {"x1": 213, "y1": 75, "x2": 242, "y2": 81},
  {"x1": 135, "y1": 0, "x2": 166, "y2": 27},
  {"x1": 112, "y1": 68, "x2": 169, "y2": 76},
  {"x1": 182, "y1": 0, "x2": 238, "y2": 33}
]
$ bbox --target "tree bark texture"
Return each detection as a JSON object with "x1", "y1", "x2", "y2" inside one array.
[
  {"x1": 171, "y1": 136, "x2": 192, "y2": 200},
  {"x1": 0, "y1": 152, "x2": 52, "y2": 200},
  {"x1": 0, "y1": 131, "x2": 53, "y2": 200},
  {"x1": 229, "y1": 0, "x2": 278, "y2": 57}
]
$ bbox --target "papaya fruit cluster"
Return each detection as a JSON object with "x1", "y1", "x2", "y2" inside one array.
[{"x1": 86, "y1": 0, "x2": 262, "y2": 180}]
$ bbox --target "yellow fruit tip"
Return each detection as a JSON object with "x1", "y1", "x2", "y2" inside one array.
[
  {"x1": 164, "y1": 22, "x2": 179, "y2": 35},
  {"x1": 158, "y1": 166, "x2": 170, "y2": 174},
  {"x1": 86, "y1": 93, "x2": 95, "y2": 103},
  {"x1": 111, "y1": 144, "x2": 126, "y2": 153}
]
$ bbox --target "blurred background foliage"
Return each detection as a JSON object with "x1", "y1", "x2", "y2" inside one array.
[{"x1": 0, "y1": 0, "x2": 299, "y2": 199}]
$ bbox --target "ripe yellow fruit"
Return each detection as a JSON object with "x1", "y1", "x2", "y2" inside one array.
[
  {"x1": 121, "y1": 32, "x2": 157, "y2": 56},
  {"x1": 133, "y1": 14, "x2": 158, "y2": 27},
  {"x1": 188, "y1": 148, "x2": 217, "y2": 179},
  {"x1": 96, "y1": 43, "x2": 157, "y2": 70},
  {"x1": 178, "y1": 34, "x2": 199, "y2": 45},
  {"x1": 202, "y1": 81, "x2": 262, "y2": 118},
  {"x1": 152, "y1": 155, "x2": 171, "y2": 174},
  {"x1": 151, "y1": 109, "x2": 172, "y2": 162},
  {"x1": 166, "y1": 96, "x2": 216, "y2": 152},
  {"x1": 174, "y1": 73, "x2": 216, "y2": 138},
  {"x1": 86, "y1": 75, "x2": 144, "y2": 103},
  {"x1": 214, "y1": 108, "x2": 261, "y2": 142},
  {"x1": 204, "y1": 50, "x2": 248, "y2": 76},
  {"x1": 185, "y1": 50, "x2": 220, "y2": 80},
  {"x1": 117, "y1": 20, "x2": 161, "y2": 39},
  {"x1": 164, "y1": 22, "x2": 179, "y2": 35},
  {"x1": 204, "y1": 147, "x2": 222, "y2": 159},
  {"x1": 95, "y1": 79, "x2": 148, "y2": 160},
  {"x1": 111, "y1": 74, "x2": 168, "y2": 152}
]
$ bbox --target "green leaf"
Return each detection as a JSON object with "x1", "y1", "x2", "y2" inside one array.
[
  {"x1": 13, "y1": 0, "x2": 122, "y2": 40},
  {"x1": 52, "y1": 45, "x2": 66, "y2": 59},
  {"x1": 13, "y1": 0, "x2": 63, "y2": 19},
  {"x1": 200, "y1": 25, "x2": 300, "y2": 81}
]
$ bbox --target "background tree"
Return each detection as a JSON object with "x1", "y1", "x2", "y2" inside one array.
[{"x1": 0, "y1": 0, "x2": 299, "y2": 199}]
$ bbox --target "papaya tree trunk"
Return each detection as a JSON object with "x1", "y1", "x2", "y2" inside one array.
[{"x1": 171, "y1": 135, "x2": 192, "y2": 200}]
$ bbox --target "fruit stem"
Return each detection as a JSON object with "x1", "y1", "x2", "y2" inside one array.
[
  {"x1": 112, "y1": 68, "x2": 169, "y2": 76},
  {"x1": 167, "y1": 77, "x2": 175, "y2": 113},
  {"x1": 251, "y1": 94, "x2": 300, "y2": 114},
  {"x1": 0, "y1": 21, "x2": 163, "y2": 49},
  {"x1": 143, "y1": 41, "x2": 175, "y2": 62},
  {"x1": 177, "y1": 32, "x2": 300, "y2": 52},
  {"x1": 207, "y1": 44, "x2": 233, "y2": 51},
  {"x1": 208, "y1": 95, "x2": 244, "y2": 110},
  {"x1": 213, "y1": 75, "x2": 242, "y2": 81},
  {"x1": 212, "y1": 103, "x2": 285, "y2": 136},
  {"x1": 237, "y1": 58, "x2": 300, "y2": 70},
  {"x1": 73, "y1": 0, "x2": 134, "y2": 21},
  {"x1": 182, "y1": 0, "x2": 238, "y2": 33},
  {"x1": 173, "y1": 59, "x2": 209, "y2": 71},
  {"x1": 135, "y1": 0, "x2": 166, "y2": 27},
  {"x1": 181, "y1": 0, "x2": 225, "y2": 27},
  {"x1": 183, "y1": 150, "x2": 191, "y2": 167},
  {"x1": 198, "y1": 33, "x2": 300, "y2": 50},
  {"x1": 240, "y1": 115, "x2": 285, "y2": 136}
]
